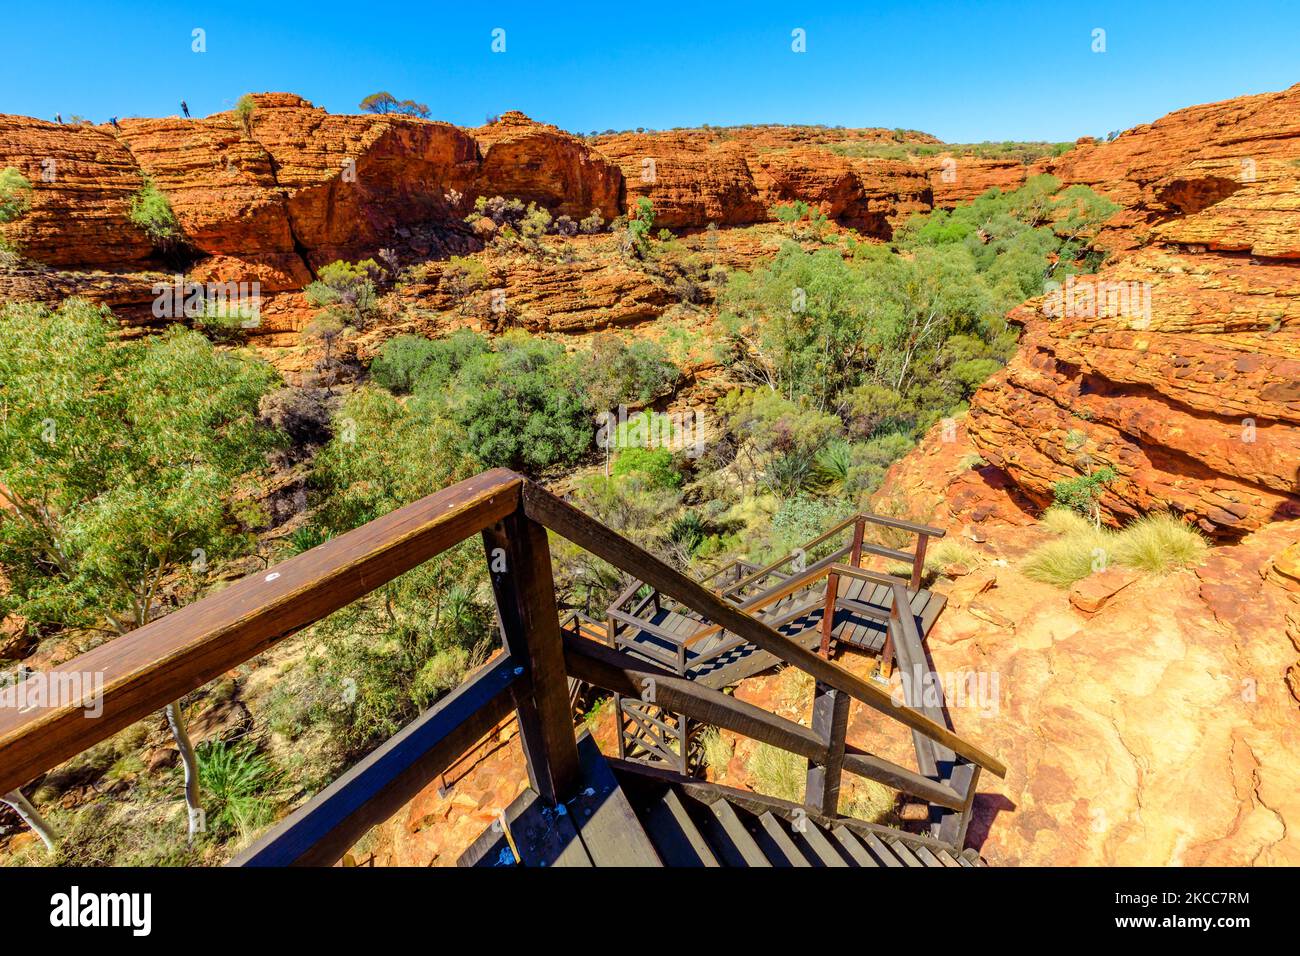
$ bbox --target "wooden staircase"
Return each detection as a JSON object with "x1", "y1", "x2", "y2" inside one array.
[
  {"x1": 1, "y1": 469, "x2": 1005, "y2": 869},
  {"x1": 459, "y1": 734, "x2": 984, "y2": 868}
]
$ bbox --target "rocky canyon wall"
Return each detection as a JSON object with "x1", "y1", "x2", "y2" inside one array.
[{"x1": 966, "y1": 83, "x2": 1300, "y2": 537}]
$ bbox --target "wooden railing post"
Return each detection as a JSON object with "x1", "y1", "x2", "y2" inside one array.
[
  {"x1": 482, "y1": 508, "x2": 581, "y2": 806},
  {"x1": 805, "y1": 680, "x2": 849, "y2": 817},
  {"x1": 910, "y1": 533, "x2": 929, "y2": 591},
  {"x1": 879, "y1": 605, "x2": 897, "y2": 680},
  {"x1": 850, "y1": 516, "x2": 865, "y2": 568},
  {"x1": 819, "y1": 570, "x2": 839, "y2": 658}
]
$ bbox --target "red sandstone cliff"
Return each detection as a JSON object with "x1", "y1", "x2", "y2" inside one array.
[{"x1": 964, "y1": 84, "x2": 1300, "y2": 537}]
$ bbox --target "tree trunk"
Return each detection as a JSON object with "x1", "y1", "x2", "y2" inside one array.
[
  {"x1": 165, "y1": 701, "x2": 203, "y2": 840},
  {"x1": 2, "y1": 789, "x2": 58, "y2": 853}
]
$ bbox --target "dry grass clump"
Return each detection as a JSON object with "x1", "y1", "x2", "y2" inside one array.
[
  {"x1": 773, "y1": 665, "x2": 814, "y2": 718},
  {"x1": 1112, "y1": 512, "x2": 1209, "y2": 573},
  {"x1": 746, "y1": 742, "x2": 806, "y2": 804},
  {"x1": 1022, "y1": 509, "x2": 1208, "y2": 588},
  {"x1": 838, "y1": 779, "x2": 899, "y2": 825},
  {"x1": 923, "y1": 538, "x2": 983, "y2": 574},
  {"x1": 1021, "y1": 525, "x2": 1113, "y2": 587},
  {"x1": 698, "y1": 728, "x2": 734, "y2": 779}
]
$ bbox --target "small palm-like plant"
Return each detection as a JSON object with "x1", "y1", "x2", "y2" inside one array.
[
  {"x1": 812, "y1": 440, "x2": 853, "y2": 493},
  {"x1": 195, "y1": 741, "x2": 279, "y2": 842},
  {"x1": 668, "y1": 511, "x2": 707, "y2": 555}
]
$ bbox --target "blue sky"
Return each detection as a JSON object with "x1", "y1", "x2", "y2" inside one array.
[{"x1": 7, "y1": 1, "x2": 1296, "y2": 141}]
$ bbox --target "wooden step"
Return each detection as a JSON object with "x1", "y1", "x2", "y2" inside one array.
[
  {"x1": 830, "y1": 826, "x2": 879, "y2": 867},
  {"x1": 685, "y1": 797, "x2": 770, "y2": 867},
  {"x1": 751, "y1": 812, "x2": 810, "y2": 867},
  {"x1": 886, "y1": 838, "x2": 924, "y2": 868},
  {"x1": 569, "y1": 732, "x2": 661, "y2": 867},
  {"x1": 787, "y1": 817, "x2": 849, "y2": 867},
  {"x1": 858, "y1": 831, "x2": 903, "y2": 867},
  {"x1": 638, "y1": 787, "x2": 719, "y2": 867}
]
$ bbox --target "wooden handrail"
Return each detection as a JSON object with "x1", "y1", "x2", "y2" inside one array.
[
  {"x1": 564, "y1": 635, "x2": 966, "y2": 810},
  {"x1": 0, "y1": 469, "x2": 524, "y2": 796},
  {"x1": 523, "y1": 483, "x2": 1006, "y2": 779},
  {"x1": 683, "y1": 544, "x2": 851, "y2": 650},
  {"x1": 721, "y1": 510, "x2": 945, "y2": 600},
  {"x1": 722, "y1": 513, "x2": 860, "y2": 596}
]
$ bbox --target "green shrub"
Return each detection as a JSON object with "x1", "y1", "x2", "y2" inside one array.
[
  {"x1": 668, "y1": 510, "x2": 707, "y2": 554},
  {"x1": 129, "y1": 178, "x2": 181, "y2": 244},
  {"x1": 0, "y1": 166, "x2": 33, "y2": 223},
  {"x1": 451, "y1": 333, "x2": 593, "y2": 472},
  {"x1": 611, "y1": 446, "x2": 680, "y2": 489},
  {"x1": 234, "y1": 94, "x2": 256, "y2": 133},
  {"x1": 369, "y1": 334, "x2": 440, "y2": 393},
  {"x1": 584, "y1": 334, "x2": 680, "y2": 412},
  {"x1": 1052, "y1": 466, "x2": 1117, "y2": 525},
  {"x1": 305, "y1": 259, "x2": 382, "y2": 327}
]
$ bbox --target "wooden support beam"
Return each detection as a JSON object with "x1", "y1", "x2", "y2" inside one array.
[
  {"x1": 234, "y1": 655, "x2": 520, "y2": 866},
  {"x1": 528, "y1": 484, "x2": 1006, "y2": 779},
  {"x1": 841, "y1": 748, "x2": 965, "y2": 811},
  {"x1": 805, "y1": 681, "x2": 850, "y2": 817},
  {"x1": 911, "y1": 533, "x2": 930, "y2": 592},
  {"x1": 819, "y1": 571, "x2": 839, "y2": 658},
  {"x1": 482, "y1": 509, "x2": 581, "y2": 805}
]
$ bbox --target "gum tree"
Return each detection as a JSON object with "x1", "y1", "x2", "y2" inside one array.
[{"x1": 0, "y1": 300, "x2": 283, "y2": 841}]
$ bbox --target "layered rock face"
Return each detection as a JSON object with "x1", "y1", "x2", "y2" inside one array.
[
  {"x1": 0, "y1": 99, "x2": 940, "y2": 300},
  {"x1": 594, "y1": 127, "x2": 932, "y2": 235},
  {"x1": 967, "y1": 83, "x2": 1300, "y2": 537},
  {"x1": 0, "y1": 115, "x2": 154, "y2": 268}
]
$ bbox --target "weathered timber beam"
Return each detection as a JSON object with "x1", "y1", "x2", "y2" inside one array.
[
  {"x1": 527, "y1": 483, "x2": 1006, "y2": 778},
  {"x1": 233, "y1": 654, "x2": 521, "y2": 866}
]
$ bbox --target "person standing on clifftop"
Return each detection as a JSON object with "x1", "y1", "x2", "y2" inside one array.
[
  {"x1": 55, "y1": 113, "x2": 62, "y2": 124},
  {"x1": 181, "y1": 101, "x2": 190, "y2": 118},
  {"x1": 109, "y1": 116, "x2": 120, "y2": 130}
]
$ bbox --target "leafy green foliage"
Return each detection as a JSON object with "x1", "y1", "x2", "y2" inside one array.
[
  {"x1": 0, "y1": 299, "x2": 282, "y2": 637},
  {"x1": 0, "y1": 166, "x2": 33, "y2": 223},
  {"x1": 612, "y1": 446, "x2": 681, "y2": 489},
  {"x1": 622, "y1": 197, "x2": 655, "y2": 258},
  {"x1": 272, "y1": 385, "x2": 493, "y2": 754},
  {"x1": 194, "y1": 741, "x2": 279, "y2": 842},
  {"x1": 233, "y1": 94, "x2": 256, "y2": 133},
  {"x1": 449, "y1": 333, "x2": 593, "y2": 471},
  {"x1": 358, "y1": 92, "x2": 430, "y2": 117},
  {"x1": 128, "y1": 177, "x2": 181, "y2": 245},
  {"x1": 1052, "y1": 466, "x2": 1117, "y2": 525},
  {"x1": 584, "y1": 334, "x2": 680, "y2": 412},
  {"x1": 305, "y1": 259, "x2": 382, "y2": 327},
  {"x1": 769, "y1": 199, "x2": 828, "y2": 240}
]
